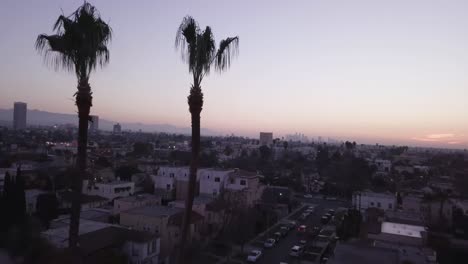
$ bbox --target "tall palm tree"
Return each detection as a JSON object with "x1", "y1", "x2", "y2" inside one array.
[
  {"x1": 36, "y1": 2, "x2": 112, "y2": 248},
  {"x1": 175, "y1": 16, "x2": 239, "y2": 262}
]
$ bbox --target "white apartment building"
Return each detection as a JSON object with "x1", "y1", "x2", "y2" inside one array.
[
  {"x1": 353, "y1": 191, "x2": 396, "y2": 212},
  {"x1": 83, "y1": 179, "x2": 135, "y2": 200},
  {"x1": 198, "y1": 168, "x2": 231, "y2": 197}
]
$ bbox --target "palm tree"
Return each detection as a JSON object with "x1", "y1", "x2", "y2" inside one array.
[
  {"x1": 175, "y1": 16, "x2": 239, "y2": 262},
  {"x1": 36, "y1": 2, "x2": 112, "y2": 248}
]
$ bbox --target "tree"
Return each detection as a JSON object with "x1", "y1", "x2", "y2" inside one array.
[
  {"x1": 259, "y1": 145, "x2": 272, "y2": 160},
  {"x1": 36, "y1": 193, "x2": 59, "y2": 229},
  {"x1": 175, "y1": 16, "x2": 239, "y2": 262},
  {"x1": 36, "y1": 2, "x2": 112, "y2": 248}
]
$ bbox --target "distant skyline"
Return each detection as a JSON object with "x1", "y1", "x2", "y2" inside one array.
[{"x1": 1, "y1": 0, "x2": 467, "y2": 148}]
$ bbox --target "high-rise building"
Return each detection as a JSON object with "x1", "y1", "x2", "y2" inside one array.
[
  {"x1": 259, "y1": 132, "x2": 273, "y2": 146},
  {"x1": 113, "y1": 123, "x2": 122, "y2": 134},
  {"x1": 89, "y1": 115, "x2": 99, "y2": 132},
  {"x1": 13, "y1": 102, "x2": 27, "y2": 130}
]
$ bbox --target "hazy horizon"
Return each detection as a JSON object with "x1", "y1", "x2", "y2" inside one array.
[{"x1": 1, "y1": 0, "x2": 467, "y2": 149}]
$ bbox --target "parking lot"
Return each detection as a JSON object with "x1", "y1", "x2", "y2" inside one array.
[{"x1": 246, "y1": 197, "x2": 350, "y2": 264}]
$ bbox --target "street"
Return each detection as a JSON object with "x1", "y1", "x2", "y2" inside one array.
[{"x1": 254, "y1": 197, "x2": 350, "y2": 264}]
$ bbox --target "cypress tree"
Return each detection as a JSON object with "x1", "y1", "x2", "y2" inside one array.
[{"x1": 15, "y1": 167, "x2": 26, "y2": 223}]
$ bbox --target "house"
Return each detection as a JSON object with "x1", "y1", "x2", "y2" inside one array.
[
  {"x1": 114, "y1": 193, "x2": 162, "y2": 215},
  {"x1": 120, "y1": 205, "x2": 203, "y2": 262},
  {"x1": 152, "y1": 166, "x2": 198, "y2": 201},
  {"x1": 224, "y1": 169, "x2": 264, "y2": 207},
  {"x1": 83, "y1": 179, "x2": 135, "y2": 200},
  {"x1": 374, "y1": 159, "x2": 392, "y2": 172},
  {"x1": 353, "y1": 191, "x2": 396, "y2": 213},
  {"x1": 78, "y1": 226, "x2": 160, "y2": 264},
  {"x1": 58, "y1": 190, "x2": 108, "y2": 210},
  {"x1": 42, "y1": 218, "x2": 159, "y2": 264},
  {"x1": 198, "y1": 168, "x2": 231, "y2": 197}
]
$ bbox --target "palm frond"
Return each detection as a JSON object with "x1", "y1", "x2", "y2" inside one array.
[
  {"x1": 36, "y1": 2, "x2": 112, "y2": 79},
  {"x1": 215, "y1": 37, "x2": 239, "y2": 72},
  {"x1": 197, "y1": 26, "x2": 216, "y2": 75},
  {"x1": 175, "y1": 16, "x2": 199, "y2": 71}
]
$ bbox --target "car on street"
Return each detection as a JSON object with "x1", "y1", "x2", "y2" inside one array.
[
  {"x1": 297, "y1": 225, "x2": 307, "y2": 233},
  {"x1": 264, "y1": 238, "x2": 276, "y2": 248},
  {"x1": 247, "y1": 249, "x2": 262, "y2": 262},
  {"x1": 321, "y1": 216, "x2": 330, "y2": 224},
  {"x1": 308, "y1": 226, "x2": 321, "y2": 238},
  {"x1": 289, "y1": 245, "x2": 304, "y2": 257},
  {"x1": 328, "y1": 209, "x2": 335, "y2": 215},
  {"x1": 273, "y1": 232, "x2": 282, "y2": 241},
  {"x1": 303, "y1": 194, "x2": 313, "y2": 199},
  {"x1": 299, "y1": 239, "x2": 307, "y2": 245},
  {"x1": 280, "y1": 226, "x2": 289, "y2": 236},
  {"x1": 286, "y1": 221, "x2": 297, "y2": 229}
]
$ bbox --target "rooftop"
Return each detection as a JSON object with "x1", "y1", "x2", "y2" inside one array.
[
  {"x1": 115, "y1": 193, "x2": 162, "y2": 203},
  {"x1": 328, "y1": 243, "x2": 399, "y2": 264},
  {"x1": 59, "y1": 191, "x2": 108, "y2": 204},
  {"x1": 228, "y1": 169, "x2": 258, "y2": 179},
  {"x1": 78, "y1": 226, "x2": 157, "y2": 256},
  {"x1": 122, "y1": 205, "x2": 182, "y2": 218}
]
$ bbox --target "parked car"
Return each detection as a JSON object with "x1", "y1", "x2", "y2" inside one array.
[
  {"x1": 321, "y1": 216, "x2": 329, "y2": 224},
  {"x1": 273, "y1": 232, "x2": 282, "y2": 241},
  {"x1": 328, "y1": 209, "x2": 335, "y2": 215},
  {"x1": 289, "y1": 245, "x2": 304, "y2": 257},
  {"x1": 286, "y1": 221, "x2": 297, "y2": 229},
  {"x1": 299, "y1": 239, "x2": 307, "y2": 245},
  {"x1": 303, "y1": 194, "x2": 313, "y2": 199},
  {"x1": 247, "y1": 250, "x2": 262, "y2": 262},
  {"x1": 264, "y1": 238, "x2": 276, "y2": 248},
  {"x1": 280, "y1": 226, "x2": 289, "y2": 236},
  {"x1": 297, "y1": 225, "x2": 307, "y2": 233}
]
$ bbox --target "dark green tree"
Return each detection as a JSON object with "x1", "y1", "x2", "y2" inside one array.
[
  {"x1": 36, "y1": 193, "x2": 59, "y2": 229},
  {"x1": 36, "y1": 2, "x2": 112, "y2": 248},
  {"x1": 175, "y1": 16, "x2": 239, "y2": 262}
]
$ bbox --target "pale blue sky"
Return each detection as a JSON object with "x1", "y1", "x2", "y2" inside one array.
[{"x1": 1, "y1": 0, "x2": 467, "y2": 148}]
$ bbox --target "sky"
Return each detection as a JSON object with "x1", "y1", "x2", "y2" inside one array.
[{"x1": 1, "y1": 0, "x2": 467, "y2": 148}]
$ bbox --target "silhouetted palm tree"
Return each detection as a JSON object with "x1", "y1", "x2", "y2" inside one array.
[
  {"x1": 175, "y1": 16, "x2": 239, "y2": 262},
  {"x1": 35, "y1": 2, "x2": 112, "y2": 248}
]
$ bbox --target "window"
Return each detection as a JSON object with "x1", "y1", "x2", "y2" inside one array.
[
  {"x1": 377, "y1": 202, "x2": 381, "y2": 208},
  {"x1": 230, "y1": 179, "x2": 235, "y2": 184},
  {"x1": 389, "y1": 203, "x2": 392, "y2": 209},
  {"x1": 370, "y1": 202, "x2": 374, "y2": 206},
  {"x1": 170, "y1": 173, "x2": 175, "y2": 178},
  {"x1": 166, "y1": 184, "x2": 171, "y2": 190},
  {"x1": 214, "y1": 177, "x2": 220, "y2": 182},
  {"x1": 240, "y1": 180, "x2": 246, "y2": 186}
]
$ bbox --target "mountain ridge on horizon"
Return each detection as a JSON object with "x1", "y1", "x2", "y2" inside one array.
[{"x1": 0, "y1": 108, "x2": 219, "y2": 135}]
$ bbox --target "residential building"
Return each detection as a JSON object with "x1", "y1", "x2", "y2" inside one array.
[
  {"x1": 113, "y1": 123, "x2": 121, "y2": 134},
  {"x1": 224, "y1": 169, "x2": 264, "y2": 207},
  {"x1": 82, "y1": 179, "x2": 135, "y2": 200},
  {"x1": 120, "y1": 205, "x2": 203, "y2": 262},
  {"x1": 198, "y1": 168, "x2": 231, "y2": 197},
  {"x1": 58, "y1": 190, "x2": 108, "y2": 210},
  {"x1": 374, "y1": 159, "x2": 392, "y2": 172},
  {"x1": 259, "y1": 132, "x2": 273, "y2": 146},
  {"x1": 353, "y1": 191, "x2": 396, "y2": 213},
  {"x1": 42, "y1": 217, "x2": 159, "y2": 264},
  {"x1": 13, "y1": 102, "x2": 27, "y2": 130},
  {"x1": 113, "y1": 193, "x2": 162, "y2": 215}
]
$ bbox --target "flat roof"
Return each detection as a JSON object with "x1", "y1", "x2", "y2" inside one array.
[
  {"x1": 122, "y1": 205, "x2": 182, "y2": 218},
  {"x1": 381, "y1": 222, "x2": 425, "y2": 238},
  {"x1": 328, "y1": 243, "x2": 398, "y2": 264},
  {"x1": 115, "y1": 193, "x2": 161, "y2": 202}
]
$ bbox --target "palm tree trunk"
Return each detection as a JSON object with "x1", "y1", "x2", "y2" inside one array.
[
  {"x1": 178, "y1": 85, "x2": 203, "y2": 264},
  {"x1": 69, "y1": 79, "x2": 92, "y2": 249}
]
